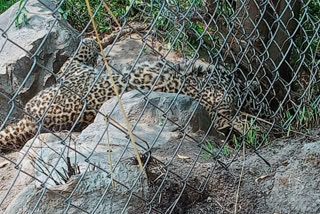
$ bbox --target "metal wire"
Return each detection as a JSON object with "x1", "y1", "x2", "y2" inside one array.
[{"x1": 0, "y1": 0, "x2": 319, "y2": 213}]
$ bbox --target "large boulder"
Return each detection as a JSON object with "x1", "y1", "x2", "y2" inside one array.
[
  {"x1": 6, "y1": 165, "x2": 149, "y2": 214},
  {"x1": 5, "y1": 91, "x2": 217, "y2": 213},
  {"x1": 0, "y1": 0, "x2": 78, "y2": 121}
]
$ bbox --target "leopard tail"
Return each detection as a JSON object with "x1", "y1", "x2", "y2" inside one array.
[{"x1": 0, "y1": 116, "x2": 37, "y2": 153}]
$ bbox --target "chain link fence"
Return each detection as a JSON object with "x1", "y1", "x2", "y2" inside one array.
[{"x1": 0, "y1": 0, "x2": 319, "y2": 213}]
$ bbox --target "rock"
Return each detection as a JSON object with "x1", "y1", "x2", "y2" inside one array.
[
  {"x1": 97, "y1": 33, "x2": 201, "y2": 73},
  {"x1": 228, "y1": 138, "x2": 320, "y2": 213},
  {"x1": 0, "y1": 0, "x2": 78, "y2": 121},
  {"x1": 93, "y1": 90, "x2": 215, "y2": 135},
  {"x1": 266, "y1": 141, "x2": 320, "y2": 213},
  {"x1": 98, "y1": 34, "x2": 183, "y2": 71},
  {"x1": 17, "y1": 132, "x2": 80, "y2": 186},
  {"x1": 5, "y1": 168, "x2": 149, "y2": 214},
  {"x1": 7, "y1": 91, "x2": 216, "y2": 213}
]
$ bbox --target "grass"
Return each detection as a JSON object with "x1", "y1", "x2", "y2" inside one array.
[
  {"x1": 58, "y1": 0, "x2": 132, "y2": 33},
  {"x1": 0, "y1": 0, "x2": 131, "y2": 32},
  {"x1": 0, "y1": 0, "x2": 18, "y2": 14},
  {"x1": 201, "y1": 140, "x2": 231, "y2": 158},
  {"x1": 282, "y1": 103, "x2": 320, "y2": 137}
]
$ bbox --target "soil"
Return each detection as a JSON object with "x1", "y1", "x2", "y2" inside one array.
[
  {"x1": 145, "y1": 132, "x2": 320, "y2": 214},
  {"x1": 0, "y1": 152, "x2": 27, "y2": 213}
]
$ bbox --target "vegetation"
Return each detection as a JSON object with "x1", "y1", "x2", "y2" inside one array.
[
  {"x1": 58, "y1": 0, "x2": 132, "y2": 33},
  {"x1": 201, "y1": 140, "x2": 231, "y2": 158},
  {"x1": 0, "y1": 0, "x2": 18, "y2": 14}
]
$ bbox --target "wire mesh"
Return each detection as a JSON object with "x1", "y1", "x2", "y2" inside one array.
[{"x1": 0, "y1": 0, "x2": 319, "y2": 213}]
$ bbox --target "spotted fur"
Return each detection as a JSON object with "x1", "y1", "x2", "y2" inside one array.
[{"x1": 0, "y1": 38, "x2": 272, "y2": 153}]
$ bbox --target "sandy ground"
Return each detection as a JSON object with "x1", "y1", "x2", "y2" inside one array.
[{"x1": 0, "y1": 152, "x2": 27, "y2": 213}]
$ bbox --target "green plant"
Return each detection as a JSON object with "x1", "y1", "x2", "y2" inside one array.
[
  {"x1": 58, "y1": 0, "x2": 132, "y2": 33},
  {"x1": 244, "y1": 119, "x2": 259, "y2": 148},
  {"x1": 281, "y1": 101, "x2": 320, "y2": 137},
  {"x1": 232, "y1": 118, "x2": 270, "y2": 150},
  {"x1": 296, "y1": 104, "x2": 320, "y2": 128},
  {"x1": 201, "y1": 140, "x2": 215, "y2": 158},
  {"x1": 0, "y1": 0, "x2": 18, "y2": 14},
  {"x1": 222, "y1": 145, "x2": 231, "y2": 156},
  {"x1": 261, "y1": 134, "x2": 269, "y2": 145},
  {"x1": 201, "y1": 140, "x2": 231, "y2": 158},
  {"x1": 282, "y1": 110, "x2": 293, "y2": 136},
  {"x1": 58, "y1": 7, "x2": 69, "y2": 20},
  {"x1": 14, "y1": 0, "x2": 29, "y2": 28},
  {"x1": 233, "y1": 135, "x2": 241, "y2": 150}
]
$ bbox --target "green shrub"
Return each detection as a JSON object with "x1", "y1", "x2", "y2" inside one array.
[{"x1": 0, "y1": 0, "x2": 19, "y2": 14}]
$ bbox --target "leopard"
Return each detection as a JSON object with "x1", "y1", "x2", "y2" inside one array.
[{"x1": 0, "y1": 38, "x2": 273, "y2": 153}]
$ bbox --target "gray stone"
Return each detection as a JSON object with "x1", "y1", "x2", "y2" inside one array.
[
  {"x1": 265, "y1": 140, "x2": 320, "y2": 213},
  {"x1": 7, "y1": 91, "x2": 214, "y2": 213},
  {"x1": 5, "y1": 168, "x2": 149, "y2": 214},
  {"x1": 0, "y1": 0, "x2": 77, "y2": 121},
  {"x1": 94, "y1": 90, "x2": 214, "y2": 135},
  {"x1": 229, "y1": 138, "x2": 320, "y2": 213}
]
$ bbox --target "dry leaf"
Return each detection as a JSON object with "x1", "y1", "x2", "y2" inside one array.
[
  {"x1": 255, "y1": 174, "x2": 273, "y2": 183},
  {"x1": 177, "y1": 154, "x2": 190, "y2": 159}
]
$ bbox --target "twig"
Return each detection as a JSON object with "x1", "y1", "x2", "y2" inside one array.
[
  {"x1": 104, "y1": 117, "x2": 115, "y2": 188},
  {"x1": 234, "y1": 141, "x2": 245, "y2": 213},
  {"x1": 240, "y1": 112, "x2": 273, "y2": 126},
  {"x1": 85, "y1": 0, "x2": 145, "y2": 174}
]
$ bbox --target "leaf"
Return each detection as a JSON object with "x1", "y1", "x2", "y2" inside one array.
[
  {"x1": 255, "y1": 174, "x2": 273, "y2": 183},
  {"x1": 177, "y1": 154, "x2": 190, "y2": 159}
]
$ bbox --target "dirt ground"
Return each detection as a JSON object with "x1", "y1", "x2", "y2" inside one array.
[
  {"x1": 145, "y1": 131, "x2": 320, "y2": 214},
  {"x1": 0, "y1": 152, "x2": 26, "y2": 213},
  {"x1": 185, "y1": 135, "x2": 320, "y2": 214},
  {"x1": 2, "y1": 133, "x2": 320, "y2": 213}
]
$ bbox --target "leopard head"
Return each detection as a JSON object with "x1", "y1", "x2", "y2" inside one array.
[{"x1": 74, "y1": 38, "x2": 100, "y2": 66}]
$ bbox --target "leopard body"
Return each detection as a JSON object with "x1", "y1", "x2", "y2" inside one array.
[{"x1": 0, "y1": 38, "x2": 272, "y2": 153}]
